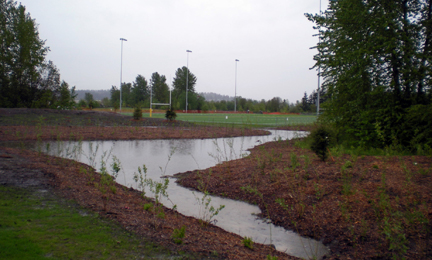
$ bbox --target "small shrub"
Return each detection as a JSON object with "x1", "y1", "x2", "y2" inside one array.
[
  {"x1": 171, "y1": 226, "x2": 186, "y2": 244},
  {"x1": 242, "y1": 236, "x2": 254, "y2": 249},
  {"x1": 143, "y1": 203, "x2": 152, "y2": 211},
  {"x1": 290, "y1": 152, "x2": 300, "y2": 170},
  {"x1": 133, "y1": 106, "x2": 142, "y2": 120},
  {"x1": 165, "y1": 109, "x2": 177, "y2": 121},
  {"x1": 194, "y1": 191, "x2": 225, "y2": 226},
  {"x1": 310, "y1": 125, "x2": 334, "y2": 161},
  {"x1": 113, "y1": 102, "x2": 119, "y2": 112}
]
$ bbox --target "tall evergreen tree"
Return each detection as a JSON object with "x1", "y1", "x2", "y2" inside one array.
[
  {"x1": 172, "y1": 66, "x2": 197, "y2": 110},
  {"x1": 121, "y1": 82, "x2": 132, "y2": 107},
  {"x1": 150, "y1": 72, "x2": 169, "y2": 103},
  {"x1": 132, "y1": 74, "x2": 148, "y2": 106},
  {"x1": 110, "y1": 86, "x2": 120, "y2": 108}
]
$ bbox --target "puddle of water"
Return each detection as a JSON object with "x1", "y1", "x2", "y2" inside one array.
[{"x1": 42, "y1": 130, "x2": 328, "y2": 259}]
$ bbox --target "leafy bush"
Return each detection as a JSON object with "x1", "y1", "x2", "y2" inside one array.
[
  {"x1": 143, "y1": 203, "x2": 152, "y2": 211},
  {"x1": 403, "y1": 104, "x2": 432, "y2": 152},
  {"x1": 165, "y1": 109, "x2": 177, "y2": 121},
  {"x1": 310, "y1": 125, "x2": 334, "y2": 161},
  {"x1": 133, "y1": 106, "x2": 142, "y2": 120},
  {"x1": 171, "y1": 226, "x2": 186, "y2": 244}
]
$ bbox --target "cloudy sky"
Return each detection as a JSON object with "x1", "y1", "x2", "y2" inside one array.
[{"x1": 21, "y1": 0, "x2": 330, "y2": 103}]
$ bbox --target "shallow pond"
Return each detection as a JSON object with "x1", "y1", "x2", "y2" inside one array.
[{"x1": 41, "y1": 130, "x2": 328, "y2": 259}]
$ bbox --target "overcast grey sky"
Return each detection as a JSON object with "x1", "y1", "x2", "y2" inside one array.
[{"x1": 21, "y1": 0, "x2": 330, "y2": 103}]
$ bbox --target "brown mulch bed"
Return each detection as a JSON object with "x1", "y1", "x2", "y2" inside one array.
[
  {"x1": 0, "y1": 108, "x2": 269, "y2": 142},
  {"x1": 0, "y1": 147, "x2": 294, "y2": 260},
  {"x1": 176, "y1": 140, "x2": 432, "y2": 259},
  {"x1": 0, "y1": 108, "x2": 189, "y2": 127},
  {"x1": 276, "y1": 125, "x2": 314, "y2": 132},
  {"x1": 0, "y1": 125, "x2": 268, "y2": 142}
]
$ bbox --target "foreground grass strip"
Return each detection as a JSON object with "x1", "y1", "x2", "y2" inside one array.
[{"x1": 0, "y1": 186, "x2": 175, "y2": 259}]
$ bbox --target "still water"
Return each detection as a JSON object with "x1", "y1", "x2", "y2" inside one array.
[{"x1": 43, "y1": 130, "x2": 328, "y2": 259}]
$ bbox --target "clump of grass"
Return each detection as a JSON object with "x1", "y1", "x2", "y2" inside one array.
[
  {"x1": 242, "y1": 236, "x2": 254, "y2": 249},
  {"x1": 290, "y1": 152, "x2": 300, "y2": 170}
]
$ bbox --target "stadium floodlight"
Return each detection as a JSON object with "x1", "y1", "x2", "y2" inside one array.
[
  {"x1": 119, "y1": 38, "x2": 127, "y2": 112},
  {"x1": 234, "y1": 59, "x2": 239, "y2": 112},
  {"x1": 317, "y1": 0, "x2": 321, "y2": 116},
  {"x1": 186, "y1": 50, "x2": 192, "y2": 113}
]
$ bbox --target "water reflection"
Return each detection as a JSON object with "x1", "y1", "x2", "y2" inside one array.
[{"x1": 43, "y1": 130, "x2": 328, "y2": 259}]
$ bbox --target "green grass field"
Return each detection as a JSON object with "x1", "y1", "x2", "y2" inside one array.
[
  {"x1": 129, "y1": 112, "x2": 317, "y2": 127},
  {"x1": 0, "y1": 186, "x2": 179, "y2": 259}
]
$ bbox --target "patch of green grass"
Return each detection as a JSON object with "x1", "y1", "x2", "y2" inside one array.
[
  {"x1": 0, "y1": 186, "x2": 178, "y2": 259},
  {"x1": 242, "y1": 236, "x2": 254, "y2": 249},
  {"x1": 133, "y1": 112, "x2": 316, "y2": 128}
]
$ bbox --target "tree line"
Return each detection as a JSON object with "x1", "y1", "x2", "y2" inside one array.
[
  {"x1": 78, "y1": 69, "x2": 320, "y2": 113},
  {"x1": 87, "y1": 67, "x2": 204, "y2": 111},
  {"x1": 79, "y1": 88, "x2": 320, "y2": 114},
  {"x1": 0, "y1": 0, "x2": 77, "y2": 109}
]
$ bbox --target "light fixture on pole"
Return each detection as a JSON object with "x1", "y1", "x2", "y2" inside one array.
[
  {"x1": 186, "y1": 50, "x2": 192, "y2": 113},
  {"x1": 234, "y1": 59, "x2": 239, "y2": 112},
  {"x1": 311, "y1": 0, "x2": 322, "y2": 116},
  {"x1": 119, "y1": 38, "x2": 127, "y2": 112},
  {"x1": 316, "y1": 0, "x2": 322, "y2": 116}
]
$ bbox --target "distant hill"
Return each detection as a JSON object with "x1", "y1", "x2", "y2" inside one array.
[
  {"x1": 199, "y1": 92, "x2": 233, "y2": 102},
  {"x1": 75, "y1": 90, "x2": 110, "y2": 101}
]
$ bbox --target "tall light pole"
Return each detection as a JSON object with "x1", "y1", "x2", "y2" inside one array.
[
  {"x1": 234, "y1": 59, "x2": 239, "y2": 112},
  {"x1": 119, "y1": 38, "x2": 127, "y2": 112},
  {"x1": 316, "y1": 0, "x2": 322, "y2": 116},
  {"x1": 186, "y1": 50, "x2": 192, "y2": 113}
]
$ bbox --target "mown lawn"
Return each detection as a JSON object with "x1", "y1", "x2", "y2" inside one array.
[{"x1": 0, "y1": 186, "x2": 183, "y2": 260}]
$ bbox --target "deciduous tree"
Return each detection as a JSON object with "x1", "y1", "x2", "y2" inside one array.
[
  {"x1": 306, "y1": 0, "x2": 432, "y2": 148},
  {"x1": 0, "y1": 0, "x2": 50, "y2": 107}
]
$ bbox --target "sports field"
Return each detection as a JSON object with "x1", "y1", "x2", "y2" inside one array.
[{"x1": 137, "y1": 112, "x2": 316, "y2": 127}]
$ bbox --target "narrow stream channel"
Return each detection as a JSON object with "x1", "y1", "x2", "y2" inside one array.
[{"x1": 41, "y1": 130, "x2": 329, "y2": 259}]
